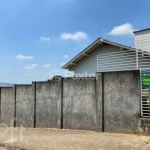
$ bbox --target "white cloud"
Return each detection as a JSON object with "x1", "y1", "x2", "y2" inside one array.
[
  {"x1": 43, "y1": 64, "x2": 51, "y2": 67},
  {"x1": 25, "y1": 64, "x2": 37, "y2": 70},
  {"x1": 61, "y1": 31, "x2": 88, "y2": 41},
  {"x1": 60, "y1": 62, "x2": 66, "y2": 67},
  {"x1": 108, "y1": 23, "x2": 134, "y2": 36},
  {"x1": 40, "y1": 36, "x2": 51, "y2": 41},
  {"x1": 64, "y1": 55, "x2": 69, "y2": 58},
  {"x1": 15, "y1": 54, "x2": 34, "y2": 60}
]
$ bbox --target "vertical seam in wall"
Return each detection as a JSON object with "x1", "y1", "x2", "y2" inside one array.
[
  {"x1": 95, "y1": 77, "x2": 99, "y2": 130},
  {"x1": 139, "y1": 69, "x2": 142, "y2": 117},
  {"x1": 95, "y1": 77, "x2": 97, "y2": 120},
  {"x1": 102, "y1": 73, "x2": 105, "y2": 132},
  {"x1": 14, "y1": 85, "x2": 16, "y2": 127},
  {"x1": 61, "y1": 78, "x2": 63, "y2": 129},
  {"x1": 34, "y1": 82, "x2": 36, "y2": 128},
  {"x1": 0, "y1": 87, "x2": 1, "y2": 123}
]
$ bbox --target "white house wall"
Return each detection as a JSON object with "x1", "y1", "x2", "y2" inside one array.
[
  {"x1": 134, "y1": 30, "x2": 150, "y2": 52},
  {"x1": 73, "y1": 45, "x2": 136, "y2": 77}
]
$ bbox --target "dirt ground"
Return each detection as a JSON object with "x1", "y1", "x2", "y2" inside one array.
[{"x1": 0, "y1": 128, "x2": 150, "y2": 150}]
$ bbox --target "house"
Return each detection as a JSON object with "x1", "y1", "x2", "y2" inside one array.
[
  {"x1": 62, "y1": 28, "x2": 150, "y2": 119},
  {"x1": 62, "y1": 28, "x2": 150, "y2": 77}
]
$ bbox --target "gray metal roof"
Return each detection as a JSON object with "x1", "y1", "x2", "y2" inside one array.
[
  {"x1": 133, "y1": 28, "x2": 150, "y2": 33},
  {"x1": 62, "y1": 37, "x2": 150, "y2": 70}
]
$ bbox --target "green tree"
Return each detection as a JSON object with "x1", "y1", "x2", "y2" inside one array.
[{"x1": 47, "y1": 75, "x2": 62, "y2": 81}]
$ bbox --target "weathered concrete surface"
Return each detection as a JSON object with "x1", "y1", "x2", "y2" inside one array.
[
  {"x1": 63, "y1": 78, "x2": 100, "y2": 131},
  {"x1": 104, "y1": 70, "x2": 141, "y2": 133},
  {"x1": 0, "y1": 70, "x2": 149, "y2": 134},
  {"x1": 36, "y1": 81, "x2": 61, "y2": 128},
  {"x1": 16, "y1": 85, "x2": 34, "y2": 127},
  {"x1": 140, "y1": 118, "x2": 150, "y2": 134},
  {"x1": 0, "y1": 87, "x2": 14, "y2": 126}
]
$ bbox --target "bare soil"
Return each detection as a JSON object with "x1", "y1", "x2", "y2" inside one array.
[{"x1": 0, "y1": 128, "x2": 150, "y2": 150}]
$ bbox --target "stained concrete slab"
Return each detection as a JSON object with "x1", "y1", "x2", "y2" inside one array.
[
  {"x1": 104, "y1": 70, "x2": 141, "y2": 133},
  {"x1": 16, "y1": 85, "x2": 34, "y2": 127},
  {"x1": 0, "y1": 87, "x2": 14, "y2": 127},
  {"x1": 63, "y1": 78, "x2": 101, "y2": 131},
  {"x1": 36, "y1": 81, "x2": 61, "y2": 128}
]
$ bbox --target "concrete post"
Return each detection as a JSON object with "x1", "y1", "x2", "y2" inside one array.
[
  {"x1": 13, "y1": 85, "x2": 16, "y2": 127},
  {"x1": 96, "y1": 73, "x2": 103, "y2": 132},
  {"x1": 0, "y1": 87, "x2": 1, "y2": 123},
  {"x1": 32, "y1": 82, "x2": 36, "y2": 128}
]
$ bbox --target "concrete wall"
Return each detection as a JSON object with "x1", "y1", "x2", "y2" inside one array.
[
  {"x1": 0, "y1": 87, "x2": 14, "y2": 126},
  {"x1": 15, "y1": 85, "x2": 34, "y2": 127},
  {"x1": 36, "y1": 81, "x2": 62, "y2": 128},
  {"x1": 103, "y1": 70, "x2": 141, "y2": 133},
  {"x1": 0, "y1": 70, "x2": 149, "y2": 134},
  {"x1": 140, "y1": 118, "x2": 150, "y2": 134},
  {"x1": 63, "y1": 77, "x2": 101, "y2": 131}
]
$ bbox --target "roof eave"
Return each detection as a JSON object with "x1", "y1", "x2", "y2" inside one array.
[
  {"x1": 133, "y1": 28, "x2": 150, "y2": 33},
  {"x1": 62, "y1": 38, "x2": 101, "y2": 69},
  {"x1": 62, "y1": 38, "x2": 138, "y2": 70}
]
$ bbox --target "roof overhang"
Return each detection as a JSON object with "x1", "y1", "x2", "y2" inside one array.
[
  {"x1": 62, "y1": 38, "x2": 102, "y2": 70},
  {"x1": 133, "y1": 28, "x2": 150, "y2": 33},
  {"x1": 62, "y1": 37, "x2": 149, "y2": 70}
]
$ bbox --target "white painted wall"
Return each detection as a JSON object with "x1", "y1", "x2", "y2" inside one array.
[
  {"x1": 73, "y1": 45, "x2": 136, "y2": 77},
  {"x1": 72, "y1": 30, "x2": 150, "y2": 77},
  {"x1": 134, "y1": 29, "x2": 150, "y2": 52}
]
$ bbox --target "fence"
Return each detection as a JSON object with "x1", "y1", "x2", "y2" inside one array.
[{"x1": 0, "y1": 70, "x2": 149, "y2": 133}]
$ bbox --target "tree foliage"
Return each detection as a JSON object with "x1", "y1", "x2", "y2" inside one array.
[{"x1": 47, "y1": 75, "x2": 62, "y2": 81}]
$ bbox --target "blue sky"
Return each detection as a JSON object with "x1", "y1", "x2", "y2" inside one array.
[{"x1": 0, "y1": 0, "x2": 150, "y2": 84}]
